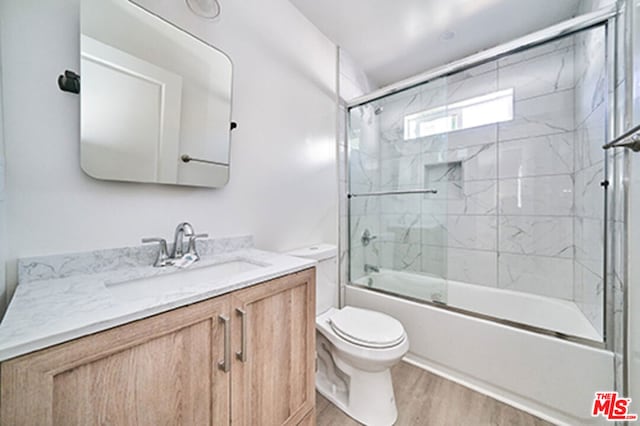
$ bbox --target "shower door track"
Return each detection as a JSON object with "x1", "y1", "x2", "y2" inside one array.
[{"x1": 346, "y1": 5, "x2": 618, "y2": 109}]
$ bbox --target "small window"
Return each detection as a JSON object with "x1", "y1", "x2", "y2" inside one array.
[{"x1": 404, "y1": 88, "x2": 514, "y2": 140}]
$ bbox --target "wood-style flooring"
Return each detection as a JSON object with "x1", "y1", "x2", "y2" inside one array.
[{"x1": 316, "y1": 361, "x2": 553, "y2": 426}]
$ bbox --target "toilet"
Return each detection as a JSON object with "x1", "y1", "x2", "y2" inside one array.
[{"x1": 287, "y1": 244, "x2": 409, "y2": 426}]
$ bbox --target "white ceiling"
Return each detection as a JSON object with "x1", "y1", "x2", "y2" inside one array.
[{"x1": 289, "y1": 0, "x2": 583, "y2": 87}]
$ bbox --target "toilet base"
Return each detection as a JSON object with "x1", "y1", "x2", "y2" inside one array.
[{"x1": 316, "y1": 333, "x2": 399, "y2": 426}]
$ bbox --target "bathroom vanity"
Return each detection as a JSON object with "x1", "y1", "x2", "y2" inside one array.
[{"x1": 0, "y1": 237, "x2": 316, "y2": 425}]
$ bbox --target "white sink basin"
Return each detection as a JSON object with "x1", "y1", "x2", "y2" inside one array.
[{"x1": 106, "y1": 259, "x2": 267, "y2": 301}]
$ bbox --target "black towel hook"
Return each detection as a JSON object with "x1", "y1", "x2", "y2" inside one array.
[{"x1": 58, "y1": 70, "x2": 80, "y2": 94}]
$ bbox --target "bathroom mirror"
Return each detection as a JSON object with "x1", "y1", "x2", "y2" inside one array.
[{"x1": 80, "y1": 0, "x2": 233, "y2": 188}]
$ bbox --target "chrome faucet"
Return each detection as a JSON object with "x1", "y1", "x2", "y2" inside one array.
[
  {"x1": 142, "y1": 222, "x2": 208, "y2": 267},
  {"x1": 172, "y1": 222, "x2": 209, "y2": 260},
  {"x1": 172, "y1": 222, "x2": 195, "y2": 259},
  {"x1": 364, "y1": 264, "x2": 380, "y2": 274}
]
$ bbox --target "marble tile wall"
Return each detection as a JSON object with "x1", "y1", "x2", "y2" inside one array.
[
  {"x1": 347, "y1": 103, "x2": 382, "y2": 282},
  {"x1": 573, "y1": 25, "x2": 608, "y2": 337},
  {"x1": 495, "y1": 37, "x2": 579, "y2": 300},
  {"x1": 369, "y1": 66, "x2": 501, "y2": 286},
  {"x1": 344, "y1": 18, "x2": 613, "y2": 346},
  {"x1": 348, "y1": 39, "x2": 584, "y2": 301}
]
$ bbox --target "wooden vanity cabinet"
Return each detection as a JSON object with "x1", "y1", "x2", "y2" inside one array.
[
  {"x1": 231, "y1": 269, "x2": 316, "y2": 425},
  {"x1": 0, "y1": 296, "x2": 231, "y2": 426},
  {"x1": 0, "y1": 268, "x2": 316, "y2": 426}
]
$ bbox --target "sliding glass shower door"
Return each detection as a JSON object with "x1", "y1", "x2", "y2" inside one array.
[
  {"x1": 348, "y1": 23, "x2": 609, "y2": 344},
  {"x1": 348, "y1": 79, "x2": 450, "y2": 304}
]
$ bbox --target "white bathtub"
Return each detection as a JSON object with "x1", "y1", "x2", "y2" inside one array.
[
  {"x1": 347, "y1": 269, "x2": 614, "y2": 425},
  {"x1": 354, "y1": 269, "x2": 602, "y2": 341}
]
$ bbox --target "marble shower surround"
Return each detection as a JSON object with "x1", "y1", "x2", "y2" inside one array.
[
  {"x1": 573, "y1": 24, "x2": 608, "y2": 337},
  {"x1": 346, "y1": 29, "x2": 609, "y2": 338}
]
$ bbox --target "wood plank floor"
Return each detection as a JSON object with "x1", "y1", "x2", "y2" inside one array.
[{"x1": 316, "y1": 361, "x2": 552, "y2": 426}]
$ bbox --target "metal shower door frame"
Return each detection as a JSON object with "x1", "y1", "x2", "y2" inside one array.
[{"x1": 344, "y1": 4, "x2": 620, "y2": 349}]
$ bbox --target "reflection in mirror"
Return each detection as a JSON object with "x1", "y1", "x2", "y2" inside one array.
[{"x1": 81, "y1": 0, "x2": 233, "y2": 187}]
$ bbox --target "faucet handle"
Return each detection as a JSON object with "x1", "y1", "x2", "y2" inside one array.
[
  {"x1": 361, "y1": 229, "x2": 377, "y2": 246},
  {"x1": 142, "y1": 238, "x2": 171, "y2": 267},
  {"x1": 142, "y1": 237, "x2": 165, "y2": 244},
  {"x1": 186, "y1": 233, "x2": 209, "y2": 261}
]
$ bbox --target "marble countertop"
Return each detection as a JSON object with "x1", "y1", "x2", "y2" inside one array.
[{"x1": 0, "y1": 248, "x2": 315, "y2": 362}]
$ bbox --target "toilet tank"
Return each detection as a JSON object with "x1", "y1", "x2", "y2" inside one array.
[{"x1": 286, "y1": 244, "x2": 337, "y2": 315}]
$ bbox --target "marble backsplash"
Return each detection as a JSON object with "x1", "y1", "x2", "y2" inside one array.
[{"x1": 18, "y1": 235, "x2": 254, "y2": 284}]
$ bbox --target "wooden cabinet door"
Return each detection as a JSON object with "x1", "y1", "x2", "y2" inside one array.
[
  {"x1": 0, "y1": 296, "x2": 231, "y2": 426},
  {"x1": 230, "y1": 268, "x2": 316, "y2": 426}
]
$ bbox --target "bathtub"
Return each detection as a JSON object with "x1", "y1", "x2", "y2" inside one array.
[
  {"x1": 354, "y1": 269, "x2": 602, "y2": 341},
  {"x1": 347, "y1": 269, "x2": 614, "y2": 425}
]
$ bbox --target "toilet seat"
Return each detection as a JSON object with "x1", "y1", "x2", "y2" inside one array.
[{"x1": 329, "y1": 307, "x2": 406, "y2": 349}]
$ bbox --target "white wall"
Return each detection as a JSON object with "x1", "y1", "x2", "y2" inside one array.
[{"x1": 0, "y1": 0, "x2": 338, "y2": 304}]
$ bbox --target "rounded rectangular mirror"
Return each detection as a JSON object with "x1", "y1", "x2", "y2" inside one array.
[{"x1": 81, "y1": 0, "x2": 233, "y2": 187}]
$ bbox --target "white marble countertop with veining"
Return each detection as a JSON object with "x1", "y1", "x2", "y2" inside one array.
[{"x1": 0, "y1": 248, "x2": 315, "y2": 362}]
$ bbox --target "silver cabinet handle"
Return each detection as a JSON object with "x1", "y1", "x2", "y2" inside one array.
[
  {"x1": 218, "y1": 315, "x2": 231, "y2": 373},
  {"x1": 236, "y1": 308, "x2": 247, "y2": 362}
]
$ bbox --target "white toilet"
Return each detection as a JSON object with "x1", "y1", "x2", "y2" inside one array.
[{"x1": 287, "y1": 244, "x2": 409, "y2": 426}]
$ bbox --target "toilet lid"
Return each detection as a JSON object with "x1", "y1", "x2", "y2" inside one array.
[{"x1": 329, "y1": 307, "x2": 406, "y2": 349}]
